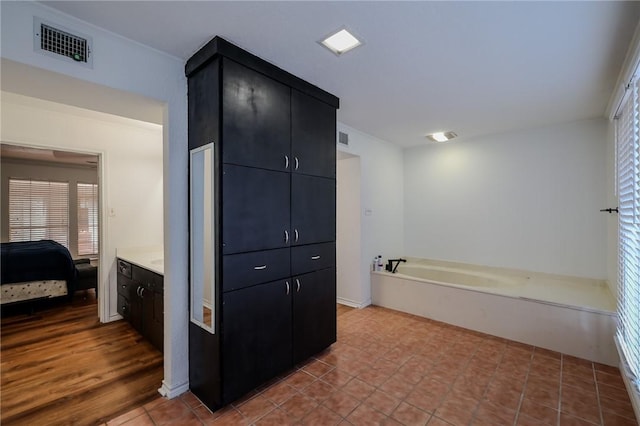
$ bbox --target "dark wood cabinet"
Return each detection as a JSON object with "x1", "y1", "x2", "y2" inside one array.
[
  {"x1": 221, "y1": 165, "x2": 290, "y2": 254},
  {"x1": 291, "y1": 174, "x2": 336, "y2": 246},
  {"x1": 187, "y1": 36, "x2": 338, "y2": 411},
  {"x1": 116, "y1": 259, "x2": 163, "y2": 353},
  {"x1": 292, "y1": 89, "x2": 337, "y2": 179},
  {"x1": 293, "y1": 267, "x2": 337, "y2": 364},
  {"x1": 222, "y1": 59, "x2": 291, "y2": 172},
  {"x1": 222, "y1": 279, "x2": 293, "y2": 402}
]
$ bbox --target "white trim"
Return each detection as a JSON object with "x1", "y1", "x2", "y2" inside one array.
[
  {"x1": 615, "y1": 335, "x2": 640, "y2": 422},
  {"x1": 337, "y1": 297, "x2": 371, "y2": 309},
  {"x1": 158, "y1": 380, "x2": 189, "y2": 399}
]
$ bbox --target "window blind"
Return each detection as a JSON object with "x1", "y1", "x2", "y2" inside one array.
[
  {"x1": 77, "y1": 183, "x2": 99, "y2": 255},
  {"x1": 9, "y1": 179, "x2": 69, "y2": 247},
  {"x1": 617, "y1": 76, "x2": 640, "y2": 387}
]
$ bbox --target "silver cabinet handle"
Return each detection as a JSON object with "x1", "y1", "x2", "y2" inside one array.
[
  {"x1": 284, "y1": 230, "x2": 289, "y2": 243},
  {"x1": 140, "y1": 287, "x2": 145, "y2": 297},
  {"x1": 284, "y1": 155, "x2": 289, "y2": 169},
  {"x1": 254, "y1": 265, "x2": 267, "y2": 270},
  {"x1": 286, "y1": 281, "x2": 290, "y2": 295},
  {"x1": 296, "y1": 278, "x2": 301, "y2": 292},
  {"x1": 294, "y1": 156, "x2": 299, "y2": 170},
  {"x1": 311, "y1": 255, "x2": 320, "y2": 260},
  {"x1": 136, "y1": 286, "x2": 141, "y2": 297},
  {"x1": 294, "y1": 229, "x2": 299, "y2": 242}
]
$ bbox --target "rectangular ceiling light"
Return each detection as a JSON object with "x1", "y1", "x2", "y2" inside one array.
[
  {"x1": 321, "y1": 29, "x2": 362, "y2": 55},
  {"x1": 427, "y1": 131, "x2": 457, "y2": 143}
]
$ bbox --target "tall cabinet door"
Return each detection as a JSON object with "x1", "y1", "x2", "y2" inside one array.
[
  {"x1": 222, "y1": 164, "x2": 290, "y2": 254},
  {"x1": 291, "y1": 174, "x2": 336, "y2": 246},
  {"x1": 291, "y1": 90, "x2": 336, "y2": 178},
  {"x1": 292, "y1": 268, "x2": 337, "y2": 364},
  {"x1": 222, "y1": 59, "x2": 291, "y2": 172},
  {"x1": 222, "y1": 280, "x2": 293, "y2": 402}
]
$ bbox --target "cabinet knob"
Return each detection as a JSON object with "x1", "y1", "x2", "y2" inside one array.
[
  {"x1": 284, "y1": 155, "x2": 289, "y2": 169},
  {"x1": 285, "y1": 281, "x2": 290, "y2": 295},
  {"x1": 294, "y1": 229, "x2": 299, "y2": 243},
  {"x1": 284, "y1": 230, "x2": 289, "y2": 244},
  {"x1": 296, "y1": 279, "x2": 301, "y2": 292},
  {"x1": 294, "y1": 156, "x2": 299, "y2": 170}
]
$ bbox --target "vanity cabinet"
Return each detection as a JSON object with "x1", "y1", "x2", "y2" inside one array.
[
  {"x1": 116, "y1": 259, "x2": 164, "y2": 353},
  {"x1": 187, "y1": 36, "x2": 339, "y2": 411}
]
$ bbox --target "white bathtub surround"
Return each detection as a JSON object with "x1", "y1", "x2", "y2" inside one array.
[
  {"x1": 371, "y1": 257, "x2": 617, "y2": 365},
  {"x1": 116, "y1": 246, "x2": 164, "y2": 275}
]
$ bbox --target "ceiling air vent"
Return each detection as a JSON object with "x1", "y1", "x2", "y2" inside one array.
[
  {"x1": 338, "y1": 131, "x2": 349, "y2": 146},
  {"x1": 34, "y1": 17, "x2": 93, "y2": 68}
]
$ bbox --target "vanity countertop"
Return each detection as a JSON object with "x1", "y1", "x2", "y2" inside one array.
[{"x1": 117, "y1": 246, "x2": 164, "y2": 275}]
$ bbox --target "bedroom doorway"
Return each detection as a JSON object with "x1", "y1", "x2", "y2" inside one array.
[{"x1": 1, "y1": 143, "x2": 102, "y2": 312}]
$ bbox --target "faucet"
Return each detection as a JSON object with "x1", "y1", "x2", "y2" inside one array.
[{"x1": 386, "y1": 258, "x2": 407, "y2": 273}]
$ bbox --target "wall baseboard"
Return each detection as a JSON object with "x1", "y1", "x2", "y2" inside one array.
[
  {"x1": 337, "y1": 297, "x2": 371, "y2": 309},
  {"x1": 158, "y1": 380, "x2": 189, "y2": 399}
]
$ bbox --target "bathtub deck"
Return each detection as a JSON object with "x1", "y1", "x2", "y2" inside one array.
[{"x1": 371, "y1": 261, "x2": 618, "y2": 366}]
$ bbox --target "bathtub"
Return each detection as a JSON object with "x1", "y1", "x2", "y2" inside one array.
[{"x1": 371, "y1": 258, "x2": 618, "y2": 365}]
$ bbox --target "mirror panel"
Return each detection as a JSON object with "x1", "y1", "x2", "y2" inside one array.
[{"x1": 190, "y1": 143, "x2": 215, "y2": 334}]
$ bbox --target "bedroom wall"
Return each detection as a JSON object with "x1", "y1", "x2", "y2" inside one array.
[{"x1": 0, "y1": 158, "x2": 98, "y2": 259}]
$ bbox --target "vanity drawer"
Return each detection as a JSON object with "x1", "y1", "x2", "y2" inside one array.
[
  {"x1": 132, "y1": 265, "x2": 163, "y2": 292},
  {"x1": 291, "y1": 242, "x2": 335, "y2": 276},
  {"x1": 117, "y1": 293, "x2": 130, "y2": 320},
  {"x1": 223, "y1": 248, "x2": 290, "y2": 292},
  {"x1": 117, "y1": 259, "x2": 132, "y2": 278}
]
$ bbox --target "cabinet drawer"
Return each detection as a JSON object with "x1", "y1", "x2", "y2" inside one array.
[
  {"x1": 117, "y1": 259, "x2": 132, "y2": 279},
  {"x1": 291, "y1": 243, "x2": 335, "y2": 276},
  {"x1": 223, "y1": 248, "x2": 290, "y2": 292},
  {"x1": 117, "y1": 293, "x2": 130, "y2": 319},
  {"x1": 132, "y1": 266, "x2": 163, "y2": 292}
]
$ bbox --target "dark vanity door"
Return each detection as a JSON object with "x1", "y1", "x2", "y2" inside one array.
[
  {"x1": 222, "y1": 164, "x2": 290, "y2": 254},
  {"x1": 222, "y1": 59, "x2": 291, "y2": 172},
  {"x1": 222, "y1": 279, "x2": 293, "y2": 402},
  {"x1": 291, "y1": 89, "x2": 336, "y2": 178},
  {"x1": 291, "y1": 174, "x2": 336, "y2": 246}
]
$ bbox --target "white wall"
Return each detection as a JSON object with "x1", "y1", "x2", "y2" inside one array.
[
  {"x1": 605, "y1": 120, "x2": 618, "y2": 294},
  {"x1": 337, "y1": 123, "x2": 404, "y2": 306},
  {"x1": 0, "y1": 1, "x2": 188, "y2": 398},
  {"x1": 336, "y1": 154, "x2": 362, "y2": 306},
  {"x1": 404, "y1": 118, "x2": 608, "y2": 279},
  {"x1": 1, "y1": 157, "x2": 98, "y2": 259}
]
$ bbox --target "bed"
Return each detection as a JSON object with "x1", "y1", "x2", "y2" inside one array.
[{"x1": 1, "y1": 240, "x2": 77, "y2": 305}]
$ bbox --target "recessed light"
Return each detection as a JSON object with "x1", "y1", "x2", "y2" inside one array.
[
  {"x1": 320, "y1": 29, "x2": 362, "y2": 55},
  {"x1": 427, "y1": 131, "x2": 457, "y2": 143}
]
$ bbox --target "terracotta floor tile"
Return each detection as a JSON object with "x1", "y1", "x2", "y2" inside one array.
[
  {"x1": 254, "y1": 408, "x2": 297, "y2": 426},
  {"x1": 452, "y1": 372, "x2": 489, "y2": 400},
  {"x1": 322, "y1": 390, "x2": 361, "y2": 417},
  {"x1": 395, "y1": 363, "x2": 428, "y2": 384},
  {"x1": 563, "y1": 372, "x2": 596, "y2": 389},
  {"x1": 347, "y1": 403, "x2": 388, "y2": 425},
  {"x1": 357, "y1": 367, "x2": 393, "y2": 387},
  {"x1": 280, "y1": 393, "x2": 318, "y2": 420},
  {"x1": 364, "y1": 389, "x2": 401, "y2": 415},
  {"x1": 300, "y1": 405, "x2": 343, "y2": 426},
  {"x1": 282, "y1": 370, "x2": 316, "y2": 390},
  {"x1": 559, "y1": 412, "x2": 599, "y2": 426},
  {"x1": 598, "y1": 382, "x2": 632, "y2": 401},
  {"x1": 342, "y1": 377, "x2": 376, "y2": 401},
  {"x1": 471, "y1": 400, "x2": 516, "y2": 426},
  {"x1": 322, "y1": 368, "x2": 355, "y2": 388},
  {"x1": 302, "y1": 378, "x2": 335, "y2": 402},
  {"x1": 210, "y1": 410, "x2": 247, "y2": 425},
  {"x1": 391, "y1": 401, "x2": 431, "y2": 426},
  {"x1": 380, "y1": 375, "x2": 415, "y2": 400},
  {"x1": 147, "y1": 398, "x2": 193, "y2": 425},
  {"x1": 260, "y1": 381, "x2": 297, "y2": 405},
  {"x1": 519, "y1": 397, "x2": 558, "y2": 425},
  {"x1": 596, "y1": 370, "x2": 626, "y2": 389},
  {"x1": 404, "y1": 387, "x2": 445, "y2": 414},
  {"x1": 435, "y1": 390, "x2": 480, "y2": 426},
  {"x1": 303, "y1": 359, "x2": 335, "y2": 378},
  {"x1": 428, "y1": 417, "x2": 454, "y2": 426},
  {"x1": 534, "y1": 347, "x2": 562, "y2": 360},
  {"x1": 484, "y1": 379, "x2": 523, "y2": 410},
  {"x1": 517, "y1": 413, "x2": 556, "y2": 426},
  {"x1": 594, "y1": 363, "x2": 620, "y2": 375},
  {"x1": 120, "y1": 413, "x2": 156, "y2": 426},
  {"x1": 599, "y1": 394, "x2": 636, "y2": 420},
  {"x1": 236, "y1": 395, "x2": 276, "y2": 423},
  {"x1": 602, "y1": 411, "x2": 640, "y2": 426},
  {"x1": 523, "y1": 376, "x2": 559, "y2": 409}
]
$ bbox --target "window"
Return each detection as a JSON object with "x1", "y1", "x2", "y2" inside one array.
[
  {"x1": 9, "y1": 179, "x2": 69, "y2": 247},
  {"x1": 77, "y1": 183, "x2": 99, "y2": 255},
  {"x1": 616, "y1": 75, "x2": 640, "y2": 391}
]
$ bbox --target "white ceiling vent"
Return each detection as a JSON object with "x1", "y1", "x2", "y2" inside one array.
[
  {"x1": 34, "y1": 17, "x2": 93, "y2": 68},
  {"x1": 338, "y1": 131, "x2": 349, "y2": 146}
]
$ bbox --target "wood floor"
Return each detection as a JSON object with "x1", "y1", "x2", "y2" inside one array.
[{"x1": 1, "y1": 292, "x2": 163, "y2": 425}]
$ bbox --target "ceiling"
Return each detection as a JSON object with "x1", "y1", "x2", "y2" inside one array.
[{"x1": 41, "y1": 1, "x2": 640, "y2": 147}]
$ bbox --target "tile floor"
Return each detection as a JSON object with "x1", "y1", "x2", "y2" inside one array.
[{"x1": 105, "y1": 305, "x2": 638, "y2": 426}]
